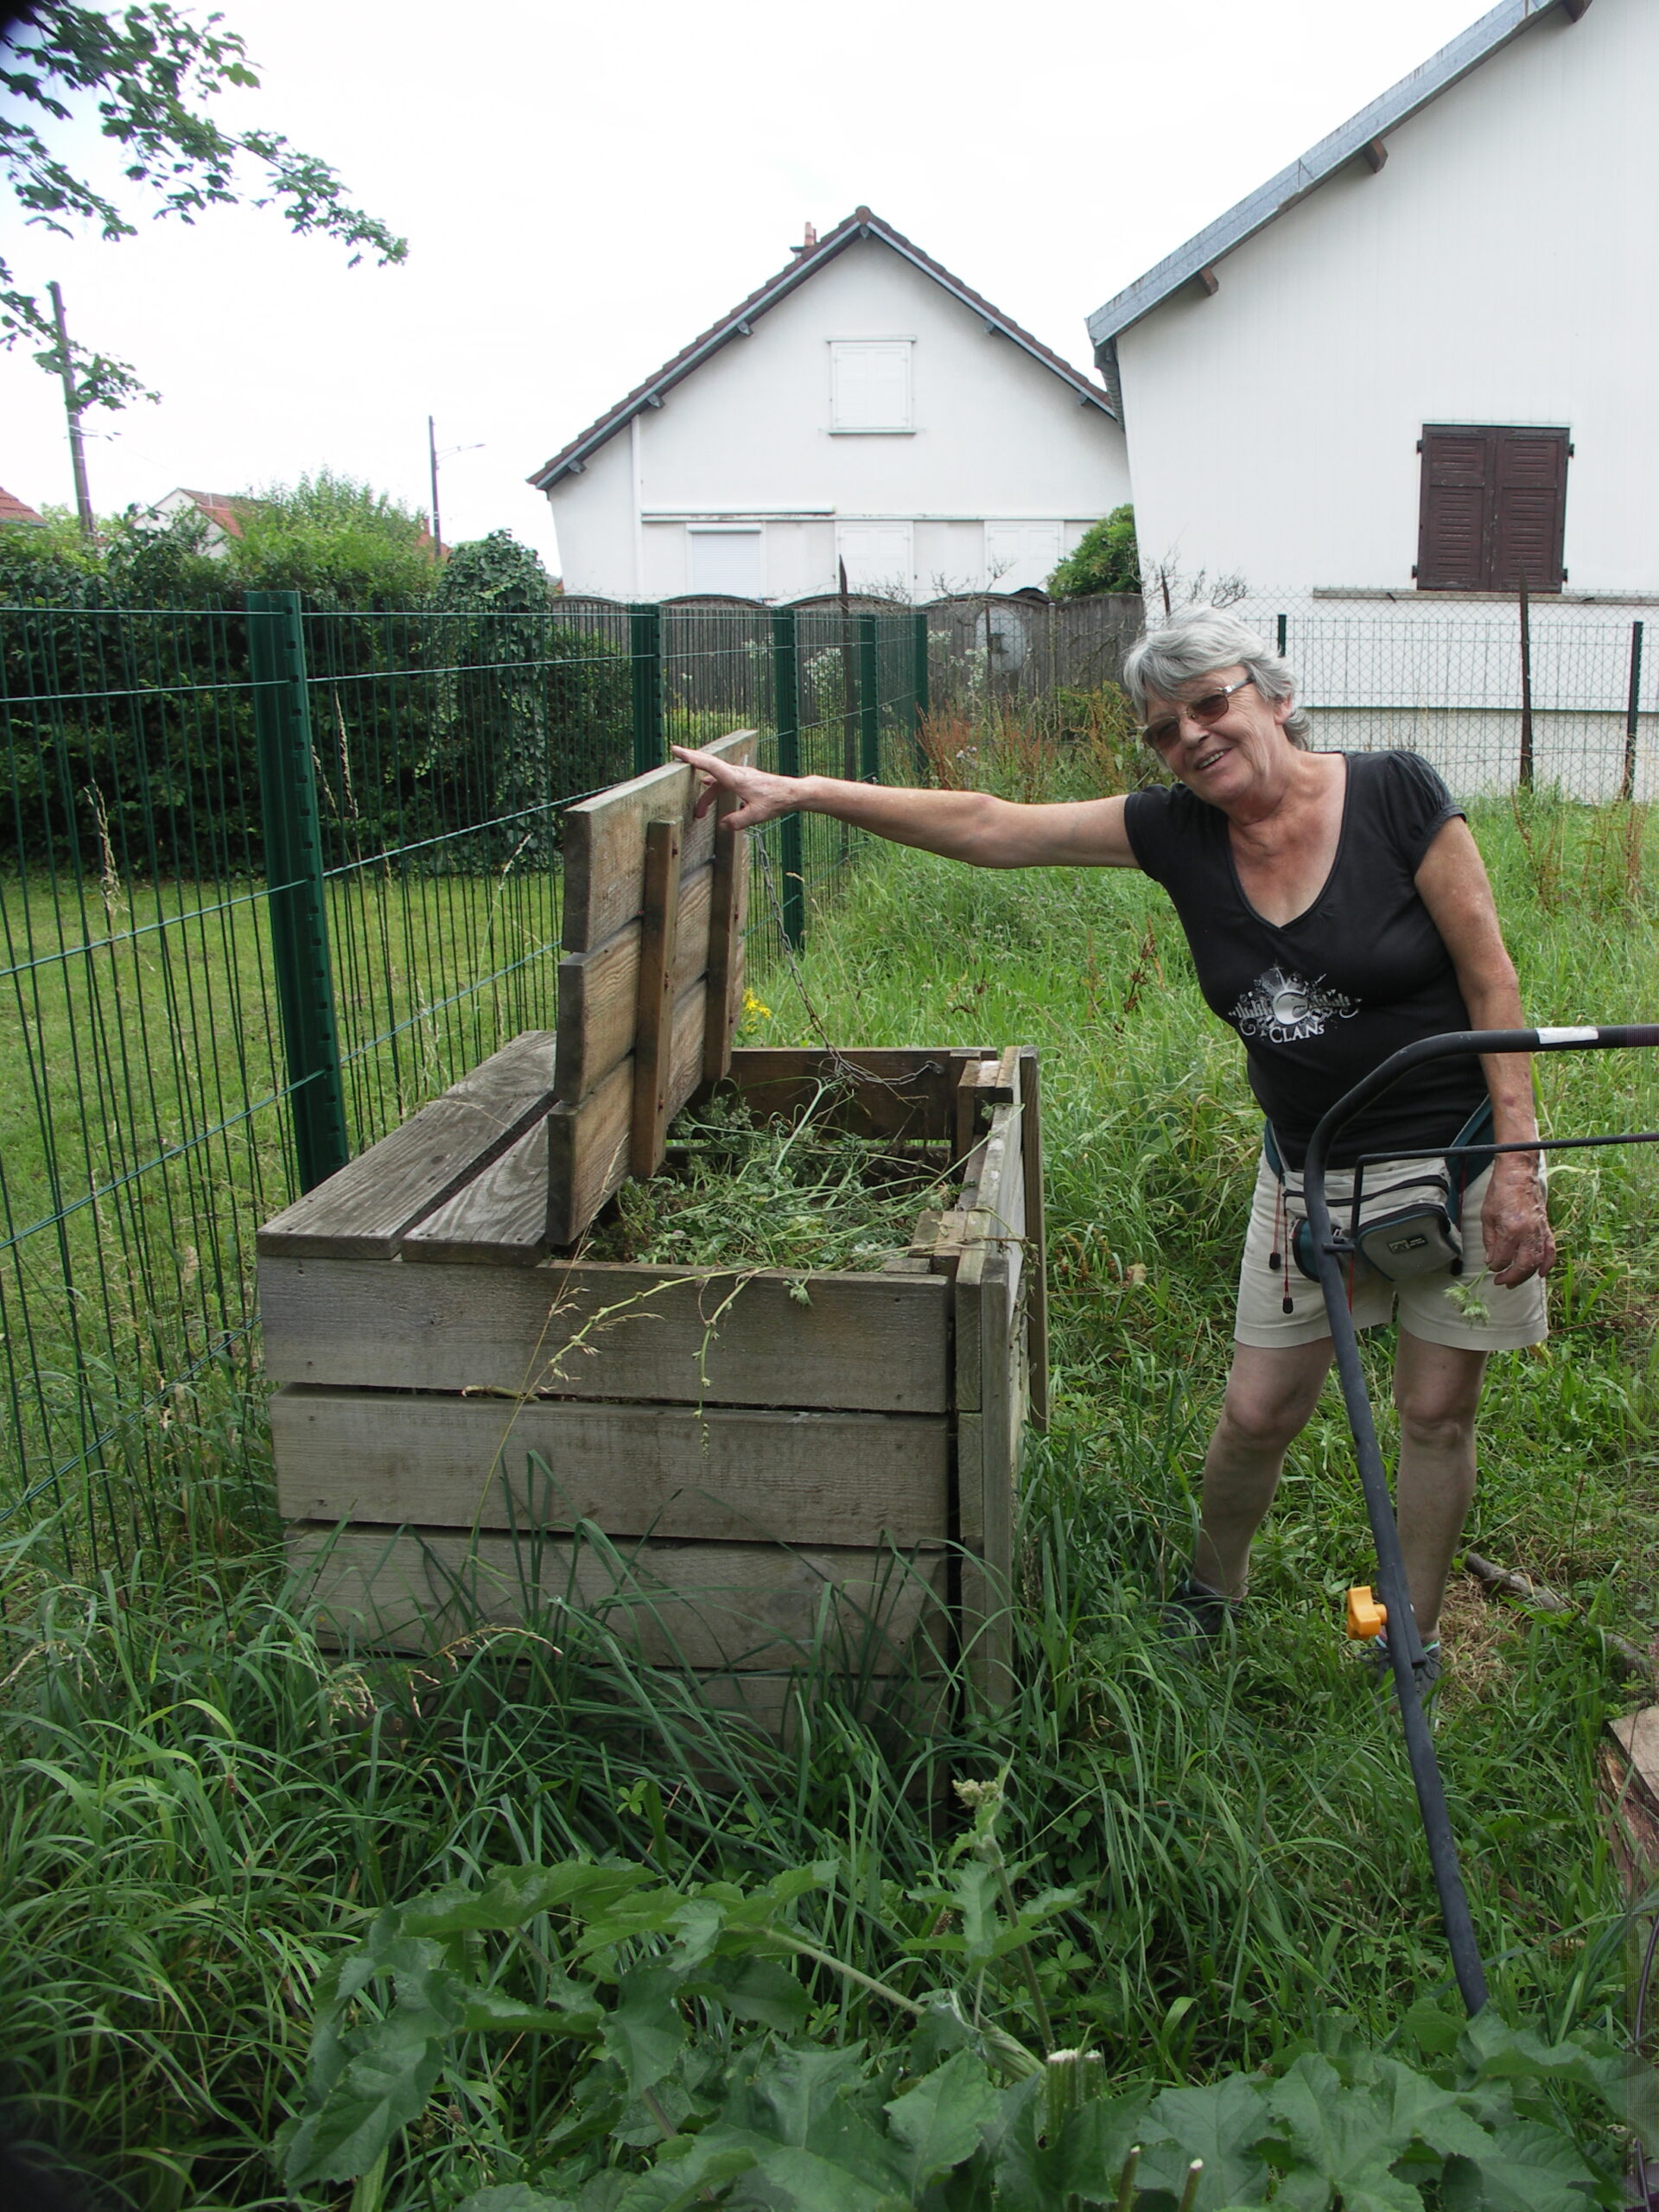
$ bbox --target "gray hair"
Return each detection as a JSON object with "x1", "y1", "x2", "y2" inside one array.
[{"x1": 1122, "y1": 606, "x2": 1311, "y2": 748}]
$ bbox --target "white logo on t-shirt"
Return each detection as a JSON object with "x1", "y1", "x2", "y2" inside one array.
[{"x1": 1230, "y1": 965, "x2": 1357, "y2": 1043}]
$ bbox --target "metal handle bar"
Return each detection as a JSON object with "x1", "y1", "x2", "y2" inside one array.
[
  {"x1": 1300, "y1": 1021, "x2": 1659, "y2": 2017},
  {"x1": 1331, "y1": 1131, "x2": 1659, "y2": 1250}
]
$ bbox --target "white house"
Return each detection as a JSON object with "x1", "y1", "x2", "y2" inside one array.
[
  {"x1": 1086, "y1": 0, "x2": 1647, "y2": 609},
  {"x1": 143, "y1": 487, "x2": 259, "y2": 555},
  {"x1": 531, "y1": 209, "x2": 1128, "y2": 602}
]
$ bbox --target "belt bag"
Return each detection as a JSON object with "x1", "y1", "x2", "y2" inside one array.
[{"x1": 1264, "y1": 1102, "x2": 1495, "y2": 1286}]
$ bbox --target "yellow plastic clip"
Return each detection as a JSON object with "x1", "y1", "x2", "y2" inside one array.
[{"x1": 1346, "y1": 1586, "x2": 1388, "y2": 1641}]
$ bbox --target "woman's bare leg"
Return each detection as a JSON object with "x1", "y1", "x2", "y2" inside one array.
[
  {"x1": 1192, "y1": 1339, "x2": 1335, "y2": 1598},
  {"x1": 1391, "y1": 1330, "x2": 1488, "y2": 1639}
]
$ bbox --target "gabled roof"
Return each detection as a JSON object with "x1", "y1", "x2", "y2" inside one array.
[
  {"x1": 1086, "y1": 0, "x2": 1593, "y2": 362},
  {"x1": 166, "y1": 487, "x2": 257, "y2": 539},
  {"x1": 531, "y1": 207, "x2": 1114, "y2": 493},
  {"x1": 0, "y1": 484, "x2": 47, "y2": 527}
]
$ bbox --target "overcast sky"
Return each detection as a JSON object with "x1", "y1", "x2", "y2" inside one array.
[{"x1": 2, "y1": 0, "x2": 1482, "y2": 573}]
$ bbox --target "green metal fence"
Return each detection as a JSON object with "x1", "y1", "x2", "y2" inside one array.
[{"x1": 0, "y1": 594, "x2": 926, "y2": 1567}]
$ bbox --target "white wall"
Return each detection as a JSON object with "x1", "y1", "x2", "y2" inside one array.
[
  {"x1": 549, "y1": 432, "x2": 639, "y2": 598},
  {"x1": 1114, "y1": 0, "x2": 1653, "y2": 596},
  {"x1": 548, "y1": 234, "x2": 1128, "y2": 599}
]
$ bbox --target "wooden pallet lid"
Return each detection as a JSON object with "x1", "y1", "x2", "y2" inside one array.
[
  {"x1": 543, "y1": 729, "x2": 754, "y2": 1246},
  {"x1": 257, "y1": 732, "x2": 755, "y2": 1262}
]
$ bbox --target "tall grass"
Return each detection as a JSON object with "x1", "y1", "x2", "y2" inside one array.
[{"x1": 1, "y1": 731, "x2": 1655, "y2": 2208}]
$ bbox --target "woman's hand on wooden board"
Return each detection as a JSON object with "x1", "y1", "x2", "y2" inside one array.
[{"x1": 672, "y1": 745, "x2": 801, "y2": 833}]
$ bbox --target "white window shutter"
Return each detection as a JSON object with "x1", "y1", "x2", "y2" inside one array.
[{"x1": 830, "y1": 342, "x2": 912, "y2": 430}]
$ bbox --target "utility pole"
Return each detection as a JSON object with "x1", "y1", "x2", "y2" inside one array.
[
  {"x1": 48, "y1": 282, "x2": 96, "y2": 539},
  {"x1": 427, "y1": 413, "x2": 442, "y2": 560},
  {"x1": 426, "y1": 419, "x2": 482, "y2": 561}
]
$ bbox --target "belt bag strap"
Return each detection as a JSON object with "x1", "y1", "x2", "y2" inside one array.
[{"x1": 1268, "y1": 1099, "x2": 1495, "y2": 1285}]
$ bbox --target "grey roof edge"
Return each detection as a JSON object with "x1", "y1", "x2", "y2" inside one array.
[
  {"x1": 1086, "y1": 0, "x2": 1580, "y2": 356},
  {"x1": 531, "y1": 209, "x2": 1113, "y2": 493}
]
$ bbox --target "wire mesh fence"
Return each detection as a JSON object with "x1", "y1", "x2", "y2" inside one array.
[
  {"x1": 1230, "y1": 590, "x2": 1658, "y2": 801},
  {"x1": 0, "y1": 594, "x2": 925, "y2": 1567},
  {"x1": 3, "y1": 582, "x2": 1655, "y2": 1566}
]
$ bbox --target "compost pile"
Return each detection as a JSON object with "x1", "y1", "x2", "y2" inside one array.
[{"x1": 584, "y1": 1087, "x2": 947, "y2": 1272}]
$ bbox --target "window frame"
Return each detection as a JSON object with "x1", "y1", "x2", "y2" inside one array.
[
  {"x1": 1414, "y1": 423, "x2": 1571, "y2": 594},
  {"x1": 829, "y1": 339, "x2": 915, "y2": 435}
]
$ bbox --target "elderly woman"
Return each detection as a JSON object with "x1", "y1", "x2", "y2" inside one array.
[{"x1": 673, "y1": 606, "x2": 1553, "y2": 1681}]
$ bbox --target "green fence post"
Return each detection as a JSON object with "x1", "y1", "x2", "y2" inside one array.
[
  {"x1": 912, "y1": 607, "x2": 930, "y2": 778},
  {"x1": 1276, "y1": 612, "x2": 1287, "y2": 658},
  {"x1": 1623, "y1": 620, "x2": 1644, "y2": 802},
  {"x1": 772, "y1": 608, "x2": 805, "y2": 950},
  {"x1": 248, "y1": 589, "x2": 349, "y2": 1193},
  {"x1": 629, "y1": 602, "x2": 664, "y2": 776},
  {"x1": 858, "y1": 613, "x2": 880, "y2": 782}
]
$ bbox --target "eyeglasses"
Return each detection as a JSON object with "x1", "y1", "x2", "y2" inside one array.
[{"x1": 1140, "y1": 675, "x2": 1256, "y2": 753}]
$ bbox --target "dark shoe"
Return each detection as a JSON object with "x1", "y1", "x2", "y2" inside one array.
[
  {"x1": 1160, "y1": 1573, "x2": 1241, "y2": 1641},
  {"x1": 1363, "y1": 1631, "x2": 1442, "y2": 1690}
]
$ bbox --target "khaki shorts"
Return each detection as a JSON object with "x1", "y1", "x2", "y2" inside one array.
[{"x1": 1234, "y1": 1153, "x2": 1548, "y2": 1351}]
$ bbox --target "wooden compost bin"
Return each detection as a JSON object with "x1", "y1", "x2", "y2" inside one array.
[{"x1": 258, "y1": 734, "x2": 1046, "y2": 1719}]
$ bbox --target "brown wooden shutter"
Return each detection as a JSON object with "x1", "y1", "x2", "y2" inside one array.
[
  {"x1": 1491, "y1": 428, "x2": 1568, "y2": 591},
  {"x1": 1417, "y1": 423, "x2": 1569, "y2": 591},
  {"x1": 1418, "y1": 428, "x2": 1493, "y2": 589}
]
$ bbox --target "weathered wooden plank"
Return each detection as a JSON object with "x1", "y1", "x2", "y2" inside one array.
[
  {"x1": 957, "y1": 1249, "x2": 1015, "y2": 1710},
  {"x1": 954, "y1": 1414, "x2": 1011, "y2": 1708},
  {"x1": 631, "y1": 820, "x2": 683, "y2": 1178},
  {"x1": 956, "y1": 1076, "x2": 1025, "y2": 1708},
  {"x1": 1611, "y1": 1708, "x2": 1659, "y2": 1815},
  {"x1": 910, "y1": 1206, "x2": 972, "y2": 1280},
  {"x1": 988, "y1": 1046, "x2": 1020, "y2": 1101},
  {"x1": 288, "y1": 1525, "x2": 949, "y2": 1671},
  {"x1": 544, "y1": 1057, "x2": 632, "y2": 1249},
  {"x1": 729, "y1": 1047, "x2": 974, "y2": 1141},
  {"x1": 956, "y1": 1093, "x2": 1024, "y2": 1410},
  {"x1": 270, "y1": 1387, "x2": 950, "y2": 1547},
  {"x1": 703, "y1": 784, "x2": 747, "y2": 1086},
  {"x1": 257, "y1": 1032, "x2": 557, "y2": 1260},
  {"x1": 259, "y1": 1254, "x2": 950, "y2": 1409},
  {"x1": 954, "y1": 1058, "x2": 986, "y2": 1164},
  {"x1": 1018, "y1": 1048, "x2": 1049, "y2": 1431},
  {"x1": 552, "y1": 864, "x2": 712, "y2": 1103},
  {"x1": 561, "y1": 731, "x2": 754, "y2": 955},
  {"x1": 402, "y1": 1117, "x2": 550, "y2": 1263},
  {"x1": 545, "y1": 981, "x2": 706, "y2": 1245}
]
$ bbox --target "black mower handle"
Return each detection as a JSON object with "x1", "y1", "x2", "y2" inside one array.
[{"x1": 1299, "y1": 1021, "x2": 1659, "y2": 2018}]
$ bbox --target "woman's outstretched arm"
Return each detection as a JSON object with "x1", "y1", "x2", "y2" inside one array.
[{"x1": 670, "y1": 743, "x2": 1139, "y2": 870}]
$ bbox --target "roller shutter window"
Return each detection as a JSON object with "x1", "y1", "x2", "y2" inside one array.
[{"x1": 1416, "y1": 424, "x2": 1568, "y2": 591}]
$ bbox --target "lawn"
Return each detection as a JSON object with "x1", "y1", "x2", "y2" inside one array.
[
  {"x1": 0, "y1": 861, "x2": 563, "y2": 1558},
  {"x1": 0, "y1": 768, "x2": 1654, "y2": 2209}
]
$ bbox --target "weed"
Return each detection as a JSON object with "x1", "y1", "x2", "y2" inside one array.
[{"x1": 581, "y1": 1089, "x2": 948, "y2": 1272}]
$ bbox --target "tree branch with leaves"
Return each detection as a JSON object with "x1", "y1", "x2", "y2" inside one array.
[{"x1": 1, "y1": 0, "x2": 407, "y2": 410}]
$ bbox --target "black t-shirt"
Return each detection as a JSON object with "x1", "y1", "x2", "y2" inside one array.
[{"x1": 1123, "y1": 751, "x2": 1488, "y2": 1169}]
